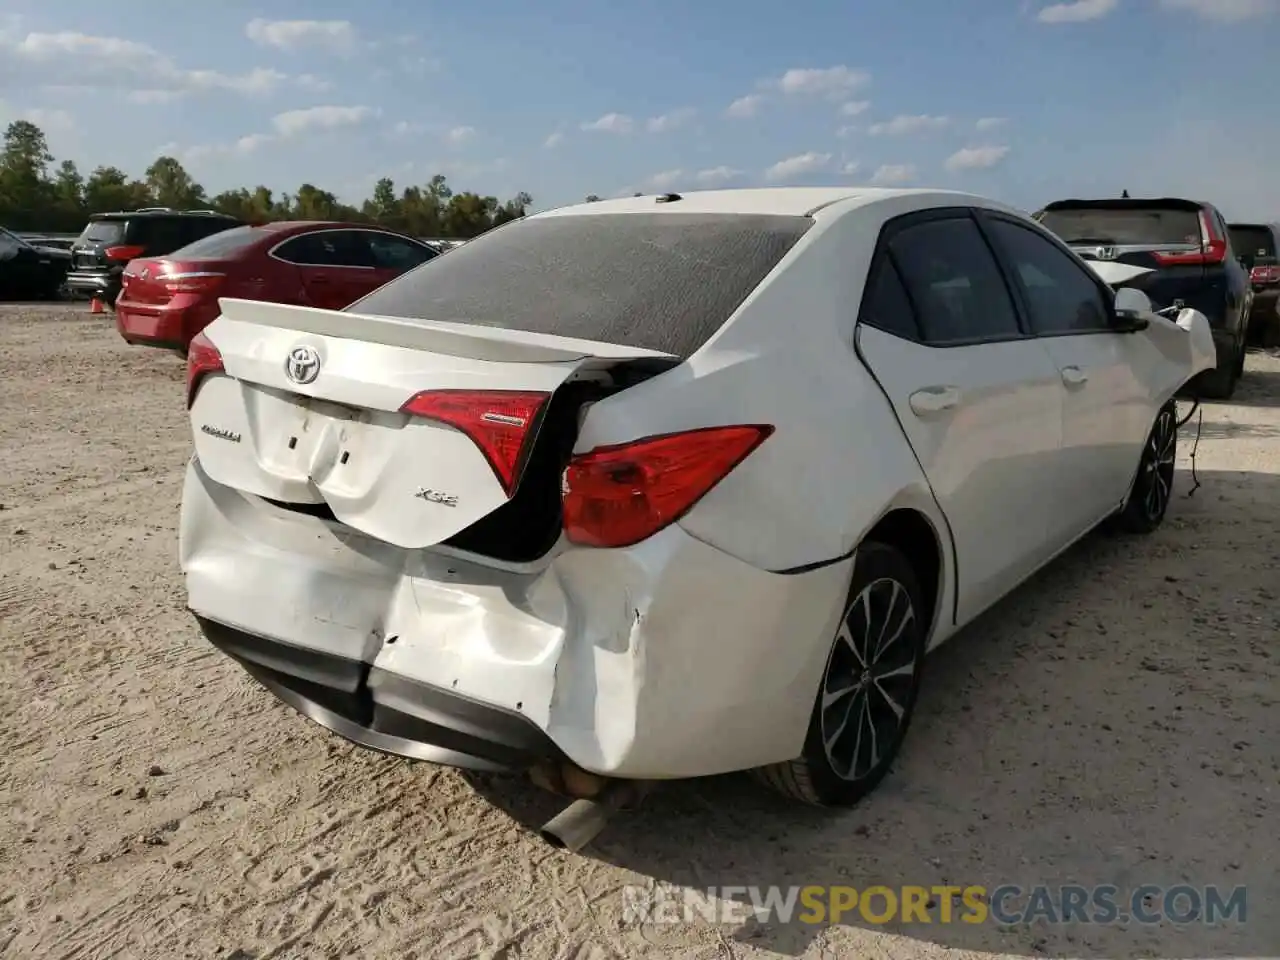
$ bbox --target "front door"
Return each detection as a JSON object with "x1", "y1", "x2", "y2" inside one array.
[{"x1": 855, "y1": 211, "x2": 1065, "y2": 626}]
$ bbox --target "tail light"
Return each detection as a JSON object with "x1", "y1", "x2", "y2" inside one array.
[
  {"x1": 186, "y1": 331, "x2": 225, "y2": 408},
  {"x1": 399, "y1": 390, "x2": 550, "y2": 495},
  {"x1": 1251, "y1": 265, "x2": 1280, "y2": 284},
  {"x1": 105, "y1": 244, "x2": 146, "y2": 261},
  {"x1": 1152, "y1": 211, "x2": 1227, "y2": 266},
  {"x1": 562, "y1": 425, "x2": 774, "y2": 549},
  {"x1": 163, "y1": 271, "x2": 226, "y2": 295}
]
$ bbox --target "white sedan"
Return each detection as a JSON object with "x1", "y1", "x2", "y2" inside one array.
[{"x1": 179, "y1": 187, "x2": 1214, "y2": 848}]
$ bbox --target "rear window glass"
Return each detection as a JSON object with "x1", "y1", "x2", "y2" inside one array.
[
  {"x1": 349, "y1": 212, "x2": 812, "y2": 358},
  {"x1": 170, "y1": 225, "x2": 267, "y2": 259},
  {"x1": 79, "y1": 220, "x2": 127, "y2": 244},
  {"x1": 1228, "y1": 225, "x2": 1276, "y2": 264},
  {"x1": 1037, "y1": 206, "x2": 1201, "y2": 246}
]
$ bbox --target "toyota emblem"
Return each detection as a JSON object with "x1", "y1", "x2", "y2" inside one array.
[{"x1": 285, "y1": 345, "x2": 321, "y2": 385}]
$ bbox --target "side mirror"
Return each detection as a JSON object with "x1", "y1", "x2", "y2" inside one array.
[{"x1": 1112, "y1": 287, "x2": 1152, "y2": 332}]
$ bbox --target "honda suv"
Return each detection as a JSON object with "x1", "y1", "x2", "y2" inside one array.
[
  {"x1": 66, "y1": 208, "x2": 243, "y2": 307},
  {"x1": 1228, "y1": 221, "x2": 1280, "y2": 347},
  {"x1": 1035, "y1": 197, "x2": 1252, "y2": 399}
]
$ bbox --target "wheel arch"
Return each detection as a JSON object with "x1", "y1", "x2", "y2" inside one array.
[{"x1": 861, "y1": 505, "x2": 948, "y2": 647}]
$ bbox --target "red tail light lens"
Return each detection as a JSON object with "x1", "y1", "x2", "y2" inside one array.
[
  {"x1": 1251, "y1": 265, "x2": 1280, "y2": 284},
  {"x1": 1151, "y1": 211, "x2": 1227, "y2": 266},
  {"x1": 399, "y1": 390, "x2": 550, "y2": 495},
  {"x1": 562, "y1": 424, "x2": 774, "y2": 549},
  {"x1": 105, "y1": 244, "x2": 146, "y2": 261},
  {"x1": 186, "y1": 331, "x2": 225, "y2": 408}
]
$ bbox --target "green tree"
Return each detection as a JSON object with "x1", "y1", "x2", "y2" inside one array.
[{"x1": 0, "y1": 119, "x2": 534, "y2": 239}]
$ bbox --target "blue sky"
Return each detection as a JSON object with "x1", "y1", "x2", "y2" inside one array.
[{"x1": 2, "y1": 0, "x2": 1278, "y2": 218}]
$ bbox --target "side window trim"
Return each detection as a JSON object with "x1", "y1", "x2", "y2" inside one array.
[
  {"x1": 867, "y1": 207, "x2": 1032, "y2": 347},
  {"x1": 975, "y1": 210, "x2": 1116, "y2": 339},
  {"x1": 268, "y1": 228, "x2": 377, "y2": 270}
]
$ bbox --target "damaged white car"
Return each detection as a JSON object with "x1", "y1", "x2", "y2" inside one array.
[{"x1": 179, "y1": 188, "x2": 1215, "y2": 849}]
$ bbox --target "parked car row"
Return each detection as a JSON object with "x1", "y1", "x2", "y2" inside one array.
[{"x1": 0, "y1": 227, "x2": 71, "y2": 300}]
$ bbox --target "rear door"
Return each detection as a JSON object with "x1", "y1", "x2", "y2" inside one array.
[
  {"x1": 854, "y1": 209, "x2": 1066, "y2": 624},
  {"x1": 980, "y1": 212, "x2": 1152, "y2": 539},
  {"x1": 1035, "y1": 199, "x2": 1225, "y2": 320},
  {"x1": 271, "y1": 230, "x2": 375, "y2": 309},
  {"x1": 360, "y1": 230, "x2": 438, "y2": 289}
]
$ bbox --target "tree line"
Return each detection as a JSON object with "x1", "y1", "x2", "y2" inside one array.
[{"x1": 0, "y1": 120, "x2": 533, "y2": 239}]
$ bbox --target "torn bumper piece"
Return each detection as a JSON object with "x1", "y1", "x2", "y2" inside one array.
[{"x1": 198, "y1": 615, "x2": 562, "y2": 772}]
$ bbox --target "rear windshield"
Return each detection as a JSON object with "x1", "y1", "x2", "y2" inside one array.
[
  {"x1": 1037, "y1": 205, "x2": 1202, "y2": 246},
  {"x1": 350, "y1": 212, "x2": 813, "y2": 358},
  {"x1": 1228, "y1": 225, "x2": 1276, "y2": 265},
  {"x1": 79, "y1": 219, "x2": 127, "y2": 244},
  {"x1": 170, "y1": 225, "x2": 267, "y2": 260}
]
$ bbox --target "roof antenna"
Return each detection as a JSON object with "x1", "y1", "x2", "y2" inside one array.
[{"x1": 1121, "y1": 189, "x2": 1130, "y2": 198}]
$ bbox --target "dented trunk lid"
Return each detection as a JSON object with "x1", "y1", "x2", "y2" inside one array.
[{"x1": 188, "y1": 298, "x2": 677, "y2": 550}]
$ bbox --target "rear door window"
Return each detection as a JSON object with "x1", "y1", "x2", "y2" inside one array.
[
  {"x1": 1036, "y1": 205, "x2": 1201, "y2": 246},
  {"x1": 363, "y1": 231, "x2": 438, "y2": 270},
  {"x1": 349, "y1": 212, "x2": 812, "y2": 358},
  {"x1": 274, "y1": 230, "x2": 372, "y2": 268},
  {"x1": 859, "y1": 259, "x2": 920, "y2": 341},
  {"x1": 135, "y1": 217, "x2": 186, "y2": 253},
  {"x1": 887, "y1": 216, "x2": 1023, "y2": 344}
]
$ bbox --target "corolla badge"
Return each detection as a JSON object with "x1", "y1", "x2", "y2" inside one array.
[{"x1": 285, "y1": 344, "x2": 321, "y2": 384}]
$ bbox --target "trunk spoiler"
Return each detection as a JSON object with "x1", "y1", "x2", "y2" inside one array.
[
  {"x1": 1086, "y1": 261, "x2": 1155, "y2": 288},
  {"x1": 215, "y1": 298, "x2": 679, "y2": 365}
]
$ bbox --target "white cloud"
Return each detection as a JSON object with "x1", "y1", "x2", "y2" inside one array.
[
  {"x1": 127, "y1": 89, "x2": 183, "y2": 105},
  {"x1": 975, "y1": 116, "x2": 1008, "y2": 130},
  {"x1": 868, "y1": 114, "x2": 951, "y2": 136},
  {"x1": 245, "y1": 19, "x2": 359, "y2": 54},
  {"x1": 271, "y1": 105, "x2": 378, "y2": 137},
  {"x1": 1157, "y1": 0, "x2": 1276, "y2": 20},
  {"x1": 646, "y1": 107, "x2": 696, "y2": 133},
  {"x1": 1036, "y1": 0, "x2": 1119, "y2": 22},
  {"x1": 580, "y1": 112, "x2": 634, "y2": 134},
  {"x1": 839, "y1": 100, "x2": 871, "y2": 117},
  {"x1": 296, "y1": 73, "x2": 334, "y2": 93},
  {"x1": 870, "y1": 163, "x2": 917, "y2": 185},
  {"x1": 445, "y1": 125, "x2": 476, "y2": 145},
  {"x1": 726, "y1": 94, "x2": 764, "y2": 118},
  {"x1": 543, "y1": 131, "x2": 564, "y2": 148},
  {"x1": 645, "y1": 169, "x2": 685, "y2": 191},
  {"x1": 2, "y1": 31, "x2": 290, "y2": 97},
  {"x1": 764, "y1": 151, "x2": 832, "y2": 182},
  {"x1": 841, "y1": 161, "x2": 861, "y2": 176},
  {"x1": 836, "y1": 125, "x2": 860, "y2": 139},
  {"x1": 772, "y1": 66, "x2": 870, "y2": 98},
  {"x1": 695, "y1": 166, "x2": 743, "y2": 184},
  {"x1": 391, "y1": 120, "x2": 424, "y2": 136},
  {"x1": 945, "y1": 144, "x2": 1011, "y2": 171},
  {"x1": 22, "y1": 106, "x2": 73, "y2": 131}
]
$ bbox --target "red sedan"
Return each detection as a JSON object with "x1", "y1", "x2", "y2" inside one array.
[{"x1": 115, "y1": 221, "x2": 440, "y2": 352}]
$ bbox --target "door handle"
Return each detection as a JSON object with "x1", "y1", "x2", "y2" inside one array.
[
  {"x1": 908, "y1": 386, "x2": 960, "y2": 416},
  {"x1": 1061, "y1": 365, "x2": 1088, "y2": 387}
]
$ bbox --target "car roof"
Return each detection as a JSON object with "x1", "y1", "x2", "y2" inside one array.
[
  {"x1": 534, "y1": 186, "x2": 1006, "y2": 221},
  {"x1": 88, "y1": 208, "x2": 239, "y2": 220},
  {"x1": 1227, "y1": 221, "x2": 1280, "y2": 231}
]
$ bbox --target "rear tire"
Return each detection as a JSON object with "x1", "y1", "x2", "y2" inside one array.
[
  {"x1": 1233, "y1": 334, "x2": 1247, "y2": 379},
  {"x1": 1114, "y1": 400, "x2": 1177, "y2": 535},
  {"x1": 753, "y1": 541, "x2": 927, "y2": 806},
  {"x1": 1196, "y1": 341, "x2": 1238, "y2": 401}
]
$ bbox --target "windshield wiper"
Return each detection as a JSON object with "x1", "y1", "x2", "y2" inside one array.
[{"x1": 1063, "y1": 237, "x2": 1119, "y2": 245}]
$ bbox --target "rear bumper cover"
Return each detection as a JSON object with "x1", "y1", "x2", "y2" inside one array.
[
  {"x1": 65, "y1": 270, "x2": 119, "y2": 297},
  {"x1": 180, "y1": 456, "x2": 850, "y2": 779}
]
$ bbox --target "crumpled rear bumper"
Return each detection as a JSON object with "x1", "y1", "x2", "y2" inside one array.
[{"x1": 180, "y1": 457, "x2": 850, "y2": 779}]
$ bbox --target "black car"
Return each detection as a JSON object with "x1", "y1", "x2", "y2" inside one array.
[
  {"x1": 0, "y1": 226, "x2": 72, "y2": 300},
  {"x1": 1035, "y1": 197, "x2": 1253, "y2": 400},
  {"x1": 1227, "y1": 221, "x2": 1280, "y2": 347},
  {"x1": 66, "y1": 208, "x2": 243, "y2": 306}
]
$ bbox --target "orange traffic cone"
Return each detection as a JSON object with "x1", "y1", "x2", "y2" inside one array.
[{"x1": 90, "y1": 297, "x2": 104, "y2": 315}]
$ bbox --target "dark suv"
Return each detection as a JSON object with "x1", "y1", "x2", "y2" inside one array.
[
  {"x1": 1228, "y1": 221, "x2": 1280, "y2": 347},
  {"x1": 66, "y1": 208, "x2": 243, "y2": 306},
  {"x1": 1035, "y1": 197, "x2": 1252, "y2": 399}
]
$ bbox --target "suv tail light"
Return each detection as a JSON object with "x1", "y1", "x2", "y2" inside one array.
[
  {"x1": 186, "y1": 331, "x2": 225, "y2": 408},
  {"x1": 1251, "y1": 265, "x2": 1280, "y2": 284},
  {"x1": 105, "y1": 244, "x2": 146, "y2": 261},
  {"x1": 562, "y1": 425, "x2": 774, "y2": 548},
  {"x1": 398, "y1": 390, "x2": 550, "y2": 495},
  {"x1": 1152, "y1": 211, "x2": 1227, "y2": 266}
]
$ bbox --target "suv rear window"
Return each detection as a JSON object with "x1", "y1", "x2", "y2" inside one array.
[
  {"x1": 349, "y1": 212, "x2": 812, "y2": 358},
  {"x1": 171, "y1": 225, "x2": 267, "y2": 259},
  {"x1": 79, "y1": 219, "x2": 127, "y2": 245},
  {"x1": 1037, "y1": 205, "x2": 1202, "y2": 246},
  {"x1": 1228, "y1": 225, "x2": 1276, "y2": 265}
]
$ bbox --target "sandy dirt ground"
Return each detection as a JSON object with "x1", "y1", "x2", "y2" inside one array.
[{"x1": 0, "y1": 303, "x2": 1276, "y2": 960}]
